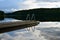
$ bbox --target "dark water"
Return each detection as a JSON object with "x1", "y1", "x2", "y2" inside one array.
[{"x1": 0, "y1": 18, "x2": 60, "y2": 40}]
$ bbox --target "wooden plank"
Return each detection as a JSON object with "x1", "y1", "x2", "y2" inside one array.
[{"x1": 0, "y1": 21, "x2": 39, "y2": 33}]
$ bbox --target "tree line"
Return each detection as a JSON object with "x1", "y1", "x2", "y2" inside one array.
[
  {"x1": 1, "y1": 8, "x2": 60, "y2": 21},
  {"x1": 0, "y1": 11, "x2": 4, "y2": 20}
]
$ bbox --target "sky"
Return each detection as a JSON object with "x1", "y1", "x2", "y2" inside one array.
[
  {"x1": 0, "y1": 0, "x2": 60, "y2": 12},
  {"x1": 1, "y1": 0, "x2": 60, "y2": 40}
]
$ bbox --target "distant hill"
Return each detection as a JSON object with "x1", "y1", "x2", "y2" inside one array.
[
  {"x1": 6, "y1": 8, "x2": 60, "y2": 21},
  {"x1": 0, "y1": 11, "x2": 4, "y2": 20}
]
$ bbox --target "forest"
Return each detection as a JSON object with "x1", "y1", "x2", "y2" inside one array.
[
  {"x1": 0, "y1": 11, "x2": 4, "y2": 20},
  {"x1": 1, "y1": 8, "x2": 60, "y2": 21}
]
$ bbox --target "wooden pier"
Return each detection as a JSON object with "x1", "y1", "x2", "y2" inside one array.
[{"x1": 0, "y1": 21, "x2": 39, "y2": 33}]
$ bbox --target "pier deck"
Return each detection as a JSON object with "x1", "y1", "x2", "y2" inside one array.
[{"x1": 0, "y1": 20, "x2": 39, "y2": 33}]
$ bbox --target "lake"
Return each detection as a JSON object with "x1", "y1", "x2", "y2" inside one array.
[{"x1": 0, "y1": 18, "x2": 60, "y2": 40}]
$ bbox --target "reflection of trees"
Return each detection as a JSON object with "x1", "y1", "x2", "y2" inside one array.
[
  {"x1": 6, "y1": 8, "x2": 60, "y2": 21},
  {"x1": 0, "y1": 11, "x2": 4, "y2": 20}
]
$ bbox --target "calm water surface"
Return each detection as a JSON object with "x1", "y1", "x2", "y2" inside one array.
[{"x1": 0, "y1": 18, "x2": 60, "y2": 40}]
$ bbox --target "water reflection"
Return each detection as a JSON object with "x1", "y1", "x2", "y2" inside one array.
[
  {"x1": 0, "y1": 18, "x2": 60, "y2": 40},
  {"x1": 0, "y1": 18, "x2": 22, "y2": 23}
]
